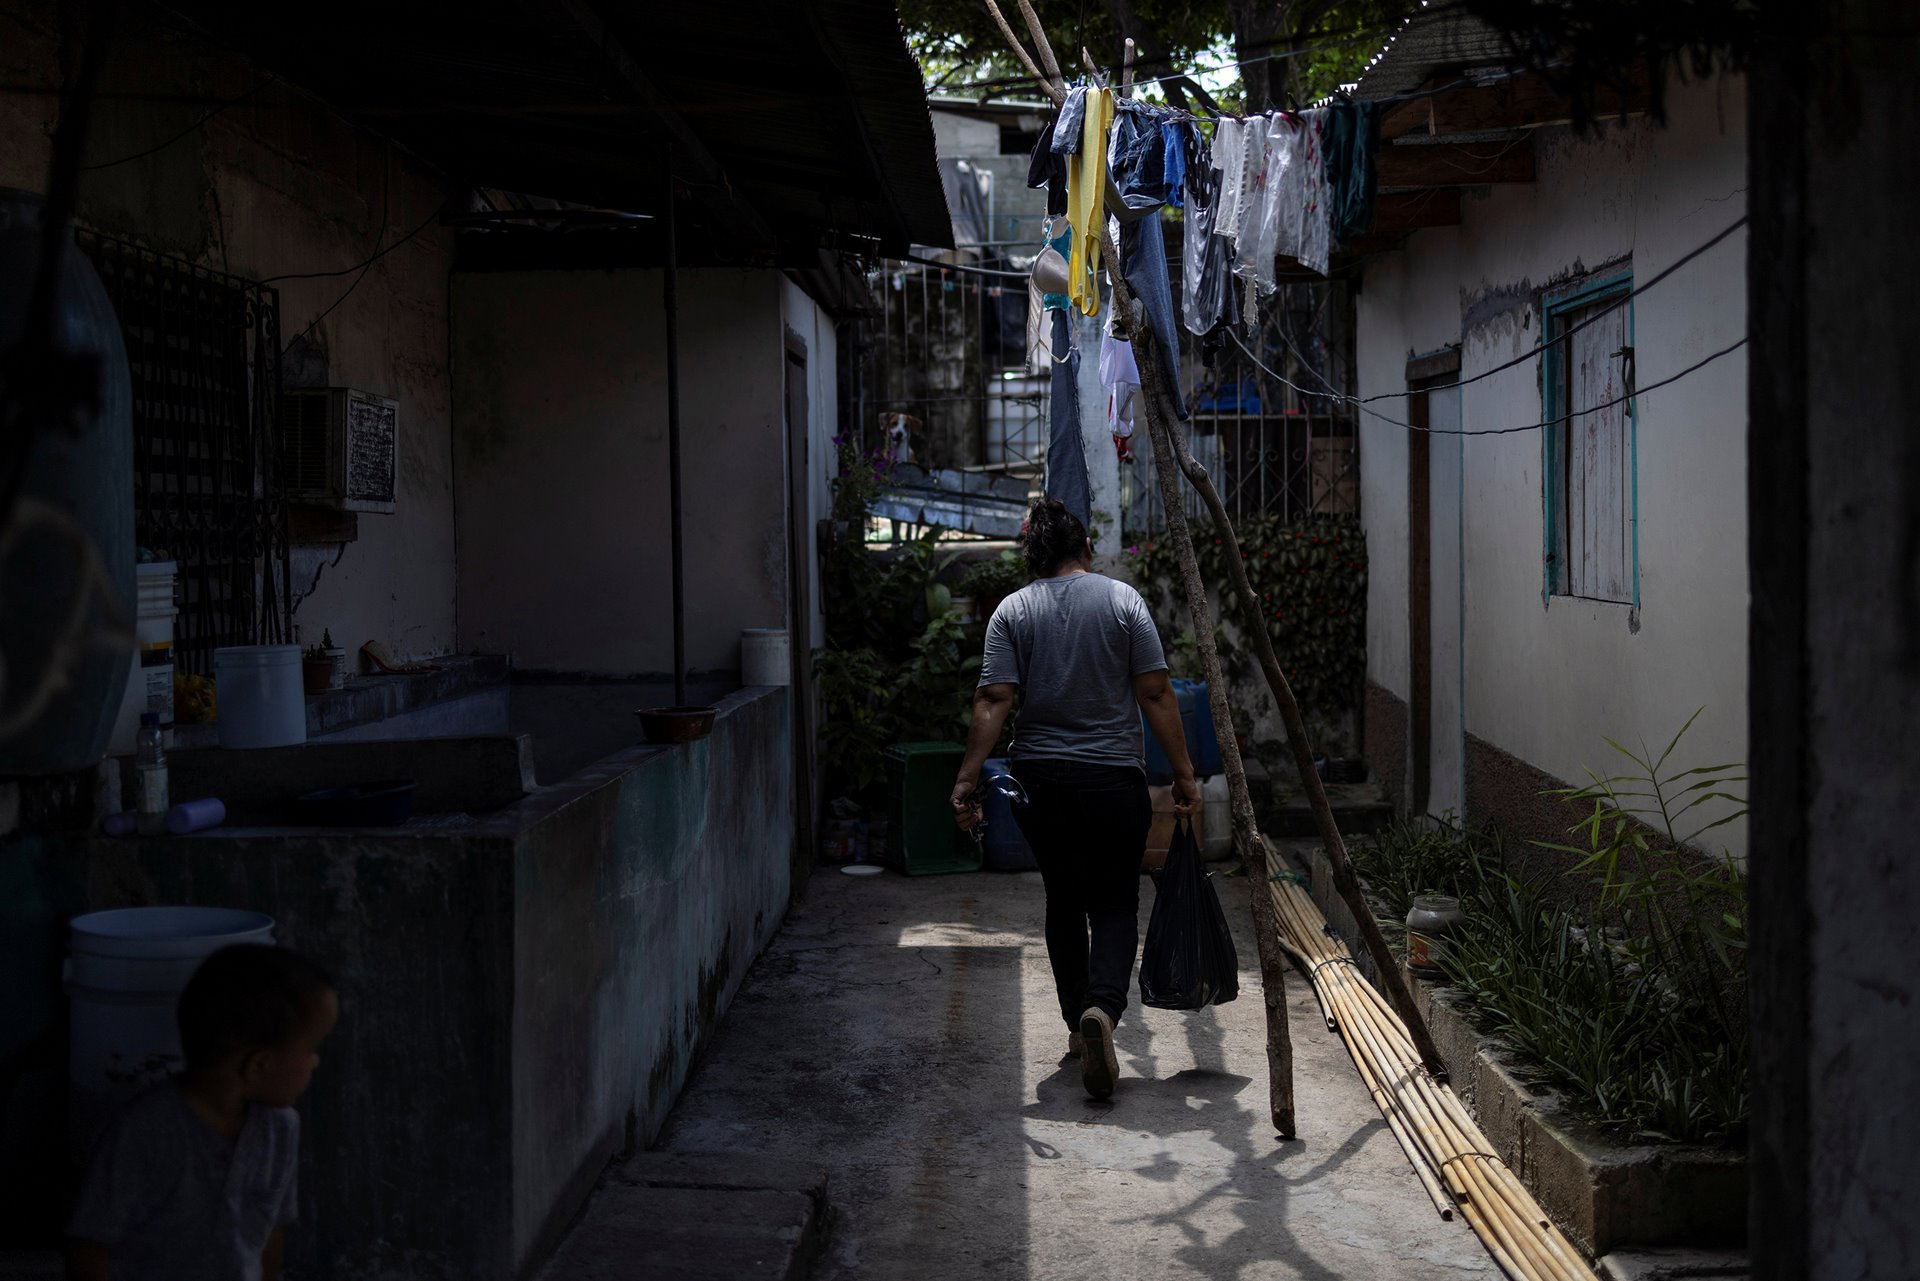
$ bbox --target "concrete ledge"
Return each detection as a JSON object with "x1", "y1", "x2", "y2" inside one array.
[
  {"x1": 124, "y1": 734, "x2": 536, "y2": 822},
  {"x1": 167, "y1": 653, "x2": 511, "y2": 749},
  {"x1": 1289, "y1": 840, "x2": 1747, "y2": 1257}
]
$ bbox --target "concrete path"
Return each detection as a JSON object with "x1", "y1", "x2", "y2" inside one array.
[{"x1": 653, "y1": 866, "x2": 1498, "y2": 1280}]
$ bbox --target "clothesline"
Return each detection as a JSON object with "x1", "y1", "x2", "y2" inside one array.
[{"x1": 1231, "y1": 328, "x2": 1751, "y2": 438}]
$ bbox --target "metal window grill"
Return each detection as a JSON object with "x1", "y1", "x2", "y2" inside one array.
[
  {"x1": 1123, "y1": 277, "x2": 1358, "y2": 535},
  {"x1": 74, "y1": 230, "x2": 291, "y2": 674},
  {"x1": 871, "y1": 260, "x2": 1046, "y2": 479}
]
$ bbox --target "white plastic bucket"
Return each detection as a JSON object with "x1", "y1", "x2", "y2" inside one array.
[
  {"x1": 66, "y1": 906, "x2": 275, "y2": 1156},
  {"x1": 741, "y1": 628, "x2": 790, "y2": 686},
  {"x1": 214, "y1": 644, "x2": 306, "y2": 748},
  {"x1": 1202, "y1": 775, "x2": 1232, "y2": 859},
  {"x1": 107, "y1": 561, "x2": 177, "y2": 754}
]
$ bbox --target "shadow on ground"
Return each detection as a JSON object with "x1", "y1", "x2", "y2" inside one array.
[{"x1": 653, "y1": 866, "x2": 1495, "y2": 1280}]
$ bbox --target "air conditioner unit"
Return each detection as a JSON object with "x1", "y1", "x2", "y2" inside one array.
[{"x1": 280, "y1": 387, "x2": 398, "y2": 513}]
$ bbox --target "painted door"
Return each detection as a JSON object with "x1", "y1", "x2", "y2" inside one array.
[{"x1": 1428, "y1": 385, "x2": 1464, "y2": 818}]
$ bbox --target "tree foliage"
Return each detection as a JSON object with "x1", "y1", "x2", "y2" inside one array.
[{"x1": 902, "y1": 0, "x2": 1422, "y2": 110}]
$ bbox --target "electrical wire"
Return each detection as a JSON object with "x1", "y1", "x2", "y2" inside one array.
[
  {"x1": 261, "y1": 205, "x2": 442, "y2": 286},
  {"x1": 1229, "y1": 327, "x2": 1748, "y2": 437},
  {"x1": 80, "y1": 76, "x2": 276, "y2": 171},
  {"x1": 1350, "y1": 215, "x2": 1747, "y2": 403}
]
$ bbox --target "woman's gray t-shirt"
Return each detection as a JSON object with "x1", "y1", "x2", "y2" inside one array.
[{"x1": 978, "y1": 572, "x2": 1168, "y2": 768}]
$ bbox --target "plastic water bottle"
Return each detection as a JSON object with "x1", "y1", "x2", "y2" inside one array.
[{"x1": 135, "y1": 712, "x2": 169, "y2": 837}]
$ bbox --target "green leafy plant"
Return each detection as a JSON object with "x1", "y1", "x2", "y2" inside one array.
[
  {"x1": 1536, "y1": 709, "x2": 1749, "y2": 1073},
  {"x1": 1122, "y1": 513, "x2": 1367, "y2": 728},
  {"x1": 1343, "y1": 711, "x2": 1751, "y2": 1145},
  {"x1": 957, "y1": 550, "x2": 1031, "y2": 615}
]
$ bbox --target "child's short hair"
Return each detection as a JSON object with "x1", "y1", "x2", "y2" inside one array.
[{"x1": 177, "y1": 944, "x2": 334, "y2": 1069}]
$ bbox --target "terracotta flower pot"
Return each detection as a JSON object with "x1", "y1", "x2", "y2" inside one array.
[{"x1": 302, "y1": 658, "x2": 334, "y2": 695}]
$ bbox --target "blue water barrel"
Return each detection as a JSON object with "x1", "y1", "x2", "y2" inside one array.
[
  {"x1": 1143, "y1": 680, "x2": 1224, "y2": 783},
  {"x1": 980, "y1": 758, "x2": 1037, "y2": 871},
  {"x1": 1178, "y1": 678, "x2": 1225, "y2": 778},
  {"x1": 0, "y1": 188, "x2": 134, "y2": 774}
]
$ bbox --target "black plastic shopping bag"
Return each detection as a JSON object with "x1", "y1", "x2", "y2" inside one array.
[{"x1": 1138, "y1": 819, "x2": 1240, "y2": 1010}]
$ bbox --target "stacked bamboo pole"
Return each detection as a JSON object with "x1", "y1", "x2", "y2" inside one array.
[{"x1": 1266, "y1": 858, "x2": 1598, "y2": 1281}]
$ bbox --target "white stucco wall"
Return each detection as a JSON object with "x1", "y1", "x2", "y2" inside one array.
[
  {"x1": 1358, "y1": 74, "x2": 1750, "y2": 855},
  {"x1": 451, "y1": 270, "x2": 789, "y2": 675},
  {"x1": 0, "y1": 0, "x2": 459, "y2": 662}
]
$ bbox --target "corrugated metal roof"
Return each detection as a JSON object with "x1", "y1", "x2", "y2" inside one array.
[{"x1": 1353, "y1": 5, "x2": 1515, "y2": 101}]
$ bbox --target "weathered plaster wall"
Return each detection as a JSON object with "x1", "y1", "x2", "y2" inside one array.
[
  {"x1": 509, "y1": 686, "x2": 792, "y2": 1271},
  {"x1": 1747, "y1": 5, "x2": 1920, "y2": 1275},
  {"x1": 42, "y1": 690, "x2": 788, "y2": 1277},
  {"x1": 0, "y1": 0, "x2": 460, "y2": 663},
  {"x1": 1357, "y1": 73, "x2": 1750, "y2": 855},
  {"x1": 451, "y1": 269, "x2": 787, "y2": 675}
]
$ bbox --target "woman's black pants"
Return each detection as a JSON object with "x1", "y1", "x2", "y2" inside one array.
[{"x1": 1010, "y1": 758, "x2": 1153, "y2": 1030}]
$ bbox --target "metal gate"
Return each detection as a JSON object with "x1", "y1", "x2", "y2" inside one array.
[{"x1": 76, "y1": 231, "x2": 290, "y2": 674}]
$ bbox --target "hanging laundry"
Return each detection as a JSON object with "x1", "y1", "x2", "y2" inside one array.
[
  {"x1": 1026, "y1": 115, "x2": 1069, "y2": 218},
  {"x1": 1053, "y1": 84, "x2": 1087, "y2": 155},
  {"x1": 1099, "y1": 323, "x2": 1140, "y2": 453},
  {"x1": 1038, "y1": 223, "x2": 1073, "y2": 312},
  {"x1": 1181, "y1": 161, "x2": 1236, "y2": 335},
  {"x1": 1274, "y1": 109, "x2": 1331, "y2": 277},
  {"x1": 1160, "y1": 119, "x2": 1189, "y2": 209},
  {"x1": 1321, "y1": 100, "x2": 1381, "y2": 242},
  {"x1": 1232, "y1": 117, "x2": 1280, "y2": 294},
  {"x1": 1066, "y1": 87, "x2": 1115, "y2": 316},
  {"x1": 1119, "y1": 211, "x2": 1188, "y2": 416},
  {"x1": 1046, "y1": 308, "x2": 1092, "y2": 526},
  {"x1": 1109, "y1": 101, "x2": 1170, "y2": 211},
  {"x1": 1210, "y1": 117, "x2": 1249, "y2": 245}
]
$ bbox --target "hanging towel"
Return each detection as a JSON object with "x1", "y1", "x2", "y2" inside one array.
[
  {"x1": 1211, "y1": 117, "x2": 1249, "y2": 245},
  {"x1": 1322, "y1": 101, "x2": 1381, "y2": 242},
  {"x1": 1232, "y1": 116, "x2": 1278, "y2": 292},
  {"x1": 1274, "y1": 109, "x2": 1332, "y2": 277},
  {"x1": 1066, "y1": 87, "x2": 1116, "y2": 316}
]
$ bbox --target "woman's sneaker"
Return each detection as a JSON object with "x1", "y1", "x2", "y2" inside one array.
[{"x1": 1078, "y1": 1008, "x2": 1118, "y2": 1099}]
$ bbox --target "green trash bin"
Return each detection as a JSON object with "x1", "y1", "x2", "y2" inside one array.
[{"x1": 882, "y1": 742, "x2": 983, "y2": 875}]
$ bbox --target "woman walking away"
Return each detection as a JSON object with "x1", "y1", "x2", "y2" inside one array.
[{"x1": 951, "y1": 497, "x2": 1199, "y2": 1100}]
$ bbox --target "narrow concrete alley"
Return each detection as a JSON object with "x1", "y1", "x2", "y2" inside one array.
[{"x1": 614, "y1": 865, "x2": 1498, "y2": 1280}]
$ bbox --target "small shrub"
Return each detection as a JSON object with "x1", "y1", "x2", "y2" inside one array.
[{"x1": 1347, "y1": 712, "x2": 1749, "y2": 1144}]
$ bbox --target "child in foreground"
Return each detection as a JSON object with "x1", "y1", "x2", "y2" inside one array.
[{"x1": 67, "y1": 943, "x2": 338, "y2": 1281}]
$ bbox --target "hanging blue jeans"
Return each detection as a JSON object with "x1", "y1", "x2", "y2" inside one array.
[
  {"x1": 1118, "y1": 211, "x2": 1187, "y2": 417},
  {"x1": 1047, "y1": 307, "x2": 1092, "y2": 527}
]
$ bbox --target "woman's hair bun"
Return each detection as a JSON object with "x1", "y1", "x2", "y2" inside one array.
[{"x1": 1020, "y1": 497, "x2": 1088, "y2": 574}]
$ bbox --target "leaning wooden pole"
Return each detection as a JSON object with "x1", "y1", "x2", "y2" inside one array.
[
  {"x1": 1115, "y1": 261, "x2": 1296, "y2": 1135},
  {"x1": 1160, "y1": 391, "x2": 1448, "y2": 1077},
  {"x1": 982, "y1": 1, "x2": 1295, "y2": 1134}
]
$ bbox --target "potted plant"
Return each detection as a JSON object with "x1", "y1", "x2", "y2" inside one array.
[{"x1": 301, "y1": 641, "x2": 333, "y2": 695}]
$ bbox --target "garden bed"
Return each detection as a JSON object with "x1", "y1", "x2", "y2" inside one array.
[{"x1": 1286, "y1": 836, "x2": 1747, "y2": 1256}]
